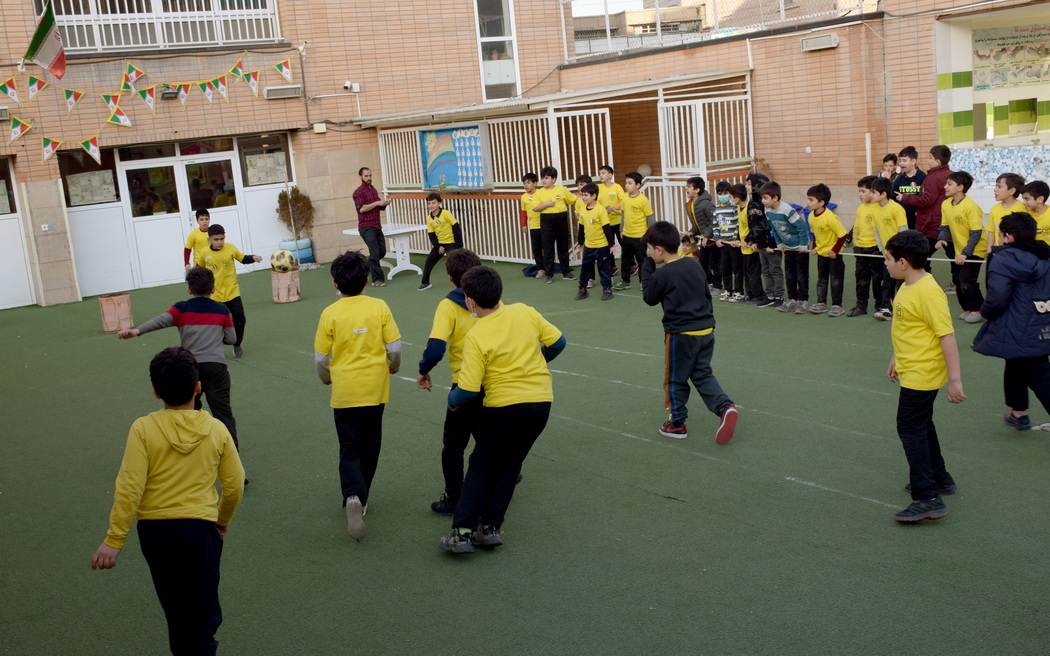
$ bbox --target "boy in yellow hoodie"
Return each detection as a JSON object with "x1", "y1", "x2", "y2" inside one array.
[{"x1": 90, "y1": 346, "x2": 244, "y2": 655}]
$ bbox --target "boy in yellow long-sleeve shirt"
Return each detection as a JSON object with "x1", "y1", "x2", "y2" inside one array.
[{"x1": 90, "y1": 346, "x2": 244, "y2": 655}]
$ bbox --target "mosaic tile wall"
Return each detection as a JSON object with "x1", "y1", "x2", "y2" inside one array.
[{"x1": 951, "y1": 145, "x2": 1050, "y2": 188}]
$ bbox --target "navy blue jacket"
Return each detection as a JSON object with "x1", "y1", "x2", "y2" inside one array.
[{"x1": 972, "y1": 240, "x2": 1050, "y2": 359}]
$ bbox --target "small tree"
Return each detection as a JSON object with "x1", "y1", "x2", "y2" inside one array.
[{"x1": 276, "y1": 186, "x2": 315, "y2": 243}]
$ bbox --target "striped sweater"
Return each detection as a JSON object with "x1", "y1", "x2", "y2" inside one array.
[{"x1": 136, "y1": 296, "x2": 236, "y2": 364}]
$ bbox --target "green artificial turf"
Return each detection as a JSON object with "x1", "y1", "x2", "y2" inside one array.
[{"x1": 2, "y1": 255, "x2": 1049, "y2": 655}]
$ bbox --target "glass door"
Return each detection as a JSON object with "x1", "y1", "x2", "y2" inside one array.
[{"x1": 125, "y1": 163, "x2": 188, "y2": 287}]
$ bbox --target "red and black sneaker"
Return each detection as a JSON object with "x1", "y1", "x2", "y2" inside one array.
[
  {"x1": 659, "y1": 418, "x2": 688, "y2": 439},
  {"x1": 716, "y1": 404, "x2": 738, "y2": 445}
]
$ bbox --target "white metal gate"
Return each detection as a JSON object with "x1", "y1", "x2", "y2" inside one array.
[{"x1": 657, "y1": 95, "x2": 753, "y2": 178}]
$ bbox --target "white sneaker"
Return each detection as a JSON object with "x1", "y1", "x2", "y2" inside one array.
[
  {"x1": 719, "y1": 290, "x2": 731, "y2": 302},
  {"x1": 729, "y1": 292, "x2": 746, "y2": 303},
  {"x1": 345, "y1": 496, "x2": 366, "y2": 540}
]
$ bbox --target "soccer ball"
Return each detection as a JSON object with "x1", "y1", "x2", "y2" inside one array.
[{"x1": 270, "y1": 249, "x2": 295, "y2": 273}]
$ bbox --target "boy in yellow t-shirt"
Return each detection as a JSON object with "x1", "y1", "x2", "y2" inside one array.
[
  {"x1": 418, "y1": 192, "x2": 464, "y2": 292},
  {"x1": 417, "y1": 249, "x2": 483, "y2": 516},
  {"x1": 884, "y1": 230, "x2": 965, "y2": 523},
  {"x1": 598, "y1": 165, "x2": 626, "y2": 275},
  {"x1": 314, "y1": 250, "x2": 402, "y2": 540},
  {"x1": 614, "y1": 172, "x2": 655, "y2": 290},
  {"x1": 194, "y1": 224, "x2": 262, "y2": 358},
  {"x1": 805, "y1": 184, "x2": 848, "y2": 316},
  {"x1": 573, "y1": 183, "x2": 615, "y2": 301},
  {"x1": 90, "y1": 346, "x2": 244, "y2": 655},
  {"x1": 729, "y1": 184, "x2": 763, "y2": 302},
  {"x1": 988, "y1": 173, "x2": 1025, "y2": 248},
  {"x1": 184, "y1": 209, "x2": 211, "y2": 271},
  {"x1": 935, "y1": 171, "x2": 987, "y2": 323},
  {"x1": 520, "y1": 173, "x2": 544, "y2": 278},
  {"x1": 533, "y1": 166, "x2": 577, "y2": 284},
  {"x1": 439, "y1": 266, "x2": 565, "y2": 554},
  {"x1": 1021, "y1": 180, "x2": 1050, "y2": 244},
  {"x1": 870, "y1": 177, "x2": 909, "y2": 320},
  {"x1": 849, "y1": 176, "x2": 884, "y2": 317}
]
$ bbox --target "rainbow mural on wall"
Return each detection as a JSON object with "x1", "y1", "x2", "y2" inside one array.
[{"x1": 420, "y1": 126, "x2": 485, "y2": 189}]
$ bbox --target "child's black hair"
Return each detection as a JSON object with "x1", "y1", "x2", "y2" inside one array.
[
  {"x1": 150, "y1": 346, "x2": 199, "y2": 406},
  {"x1": 641, "y1": 220, "x2": 681, "y2": 253},
  {"x1": 575, "y1": 174, "x2": 593, "y2": 185},
  {"x1": 947, "y1": 170, "x2": 973, "y2": 193},
  {"x1": 599, "y1": 165, "x2": 614, "y2": 175},
  {"x1": 330, "y1": 250, "x2": 369, "y2": 296},
  {"x1": 207, "y1": 224, "x2": 225, "y2": 236},
  {"x1": 884, "y1": 229, "x2": 930, "y2": 269},
  {"x1": 870, "y1": 177, "x2": 893, "y2": 196},
  {"x1": 185, "y1": 267, "x2": 215, "y2": 296},
  {"x1": 1023, "y1": 180, "x2": 1050, "y2": 203},
  {"x1": 581, "y1": 182, "x2": 599, "y2": 197},
  {"x1": 999, "y1": 212, "x2": 1038, "y2": 241},
  {"x1": 461, "y1": 265, "x2": 503, "y2": 309},
  {"x1": 715, "y1": 180, "x2": 731, "y2": 194},
  {"x1": 759, "y1": 181, "x2": 782, "y2": 200},
  {"x1": 930, "y1": 144, "x2": 952, "y2": 166},
  {"x1": 996, "y1": 173, "x2": 1025, "y2": 198},
  {"x1": 882, "y1": 153, "x2": 898, "y2": 165},
  {"x1": 195, "y1": 208, "x2": 210, "y2": 219},
  {"x1": 807, "y1": 183, "x2": 831, "y2": 205},
  {"x1": 857, "y1": 175, "x2": 877, "y2": 190},
  {"x1": 425, "y1": 192, "x2": 442, "y2": 203},
  {"x1": 686, "y1": 176, "x2": 706, "y2": 194},
  {"x1": 625, "y1": 172, "x2": 643, "y2": 186},
  {"x1": 898, "y1": 145, "x2": 919, "y2": 159},
  {"x1": 445, "y1": 248, "x2": 482, "y2": 288},
  {"x1": 522, "y1": 172, "x2": 538, "y2": 184},
  {"x1": 728, "y1": 183, "x2": 748, "y2": 201},
  {"x1": 540, "y1": 166, "x2": 558, "y2": 180}
]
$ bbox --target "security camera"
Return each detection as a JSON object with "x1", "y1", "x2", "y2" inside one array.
[{"x1": 343, "y1": 80, "x2": 352, "y2": 90}]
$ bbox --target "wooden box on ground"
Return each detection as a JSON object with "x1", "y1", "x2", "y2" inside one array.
[
  {"x1": 99, "y1": 294, "x2": 133, "y2": 333},
  {"x1": 271, "y1": 269, "x2": 301, "y2": 303}
]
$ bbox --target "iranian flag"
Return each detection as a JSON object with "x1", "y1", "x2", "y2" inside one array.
[
  {"x1": 274, "y1": 59, "x2": 292, "y2": 82},
  {"x1": 245, "y1": 71, "x2": 259, "y2": 97},
  {"x1": 120, "y1": 73, "x2": 133, "y2": 93},
  {"x1": 197, "y1": 80, "x2": 214, "y2": 103},
  {"x1": 101, "y1": 93, "x2": 119, "y2": 112},
  {"x1": 9, "y1": 116, "x2": 32, "y2": 144},
  {"x1": 81, "y1": 135, "x2": 101, "y2": 164},
  {"x1": 138, "y1": 86, "x2": 155, "y2": 114},
  {"x1": 214, "y1": 75, "x2": 228, "y2": 102},
  {"x1": 42, "y1": 137, "x2": 62, "y2": 162},
  {"x1": 126, "y1": 63, "x2": 144, "y2": 83},
  {"x1": 229, "y1": 58, "x2": 244, "y2": 80},
  {"x1": 177, "y1": 83, "x2": 190, "y2": 109},
  {"x1": 0, "y1": 78, "x2": 20, "y2": 104},
  {"x1": 107, "y1": 106, "x2": 132, "y2": 127},
  {"x1": 27, "y1": 76, "x2": 48, "y2": 103},
  {"x1": 64, "y1": 88, "x2": 84, "y2": 116},
  {"x1": 23, "y1": 2, "x2": 66, "y2": 79}
]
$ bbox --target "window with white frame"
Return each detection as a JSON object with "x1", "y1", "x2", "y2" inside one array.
[
  {"x1": 474, "y1": 0, "x2": 520, "y2": 102},
  {"x1": 34, "y1": 0, "x2": 281, "y2": 53}
]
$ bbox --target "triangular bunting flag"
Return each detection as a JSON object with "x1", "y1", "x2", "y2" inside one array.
[
  {"x1": 137, "y1": 86, "x2": 156, "y2": 114},
  {"x1": 23, "y1": 1, "x2": 66, "y2": 79},
  {"x1": 214, "y1": 75, "x2": 228, "y2": 102},
  {"x1": 42, "y1": 137, "x2": 62, "y2": 162},
  {"x1": 26, "y1": 76, "x2": 48, "y2": 103},
  {"x1": 274, "y1": 59, "x2": 292, "y2": 82},
  {"x1": 107, "y1": 106, "x2": 133, "y2": 127},
  {"x1": 80, "y1": 136, "x2": 101, "y2": 164},
  {"x1": 0, "y1": 78, "x2": 20, "y2": 104},
  {"x1": 126, "y1": 63, "x2": 144, "y2": 83},
  {"x1": 197, "y1": 81, "x2": 214, "y2": 104},
  {"x1": 120, "y1": 73, "x2": 133, "y2": 93},
  {"x1": 9, "y1": 116, "x2": 32, "y2": 144},
  {"x1": 101, "y1": 93, "x2": 119, "y2": 112},
  {"x1": 177, "y1": 83, "x2": 190, "y2": 109},
  {"x1": 228, "y1": 58, "x2": 244, "y2": 79},
  {"x1": 245, "y1": 71, "x2": 259, "y2": 98},
  {"x1": 64, "y1": 88, "x2": 84, "y2": 116}
]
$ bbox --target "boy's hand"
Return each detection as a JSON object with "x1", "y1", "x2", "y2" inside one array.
[
  {"x1": 778, "y1": 244, "x2": 787, "y2": 252},
  {"x1": 766, "y1": 247, "x2": 775, "y2": 254},
  {"x1": 887, "y1": 356, "x2": 898, "y2": 383},
  {"x1": 829, "y1": 251, "x2": 838, "y2": 259},
  {"x1": 116, "y1": 328, "x2": 140, "y2": 339},
  {"x1": 954, "y1": 253, "x2": 967, "y2": 266},
  {"x1": 185, "y1": 264, "x2": 192, "y2": 272},
  {"x1": 252, "y1": 255, "x2": 263, "y2": 263},
  {"x1": 934, "y1": 240, "x2": 947, "y2": 251},
  {"x1": 947, "y1": 380, "x2": 966, "y2": 403},
  {"x1": 217, "y1": 524, "x2": 228, "y2": 537},
  {"x1": 520, "y1": 225, "x2": 527, "y2": 234},
  {"x1": 417, "y1": 373, "x2": 432, "y2": 391},
  {"x1": 438, "y1": 246, "x2": 446, "y2": 255},
  {"x1": 715, "y1": 239, "x2": 724, "y2": 248},
  {"x1": 575, "y1": 244, "x2": 583, "y2": 253},
  {"x1": 90, "y1": 543, "x2": 121, "y2": 570}
]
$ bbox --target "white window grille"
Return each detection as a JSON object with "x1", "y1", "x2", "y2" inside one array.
[
  {"x1": 487, "y1": 115, "x2": 551, "y2": 186},
  {"x1": 36, "y1": 0, "x2": 281, "y2": 52}
]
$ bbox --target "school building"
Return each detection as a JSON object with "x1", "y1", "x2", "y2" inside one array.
[{"x1": 0, "y1": 0, "x2": 1044, "y2": 309}]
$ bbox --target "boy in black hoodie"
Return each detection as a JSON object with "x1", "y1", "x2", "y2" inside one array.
[{"x1": 745, "y1": 173, "x2": 782, "y2": 307}]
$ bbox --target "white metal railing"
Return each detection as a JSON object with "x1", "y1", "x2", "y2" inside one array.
[
  {"x1": 378, "y1": 129, "x2": 424, "y2": 189},
  {"x1": 644, "y1": 172, "x2": 751, "y2": 235},
  {"x1": 38, "y1": 0, "x2": 280, "y2": 52},
  {"x1": 556, "y1": 109, "x2": 613, "y2": 184},
  {"x1": 488, "y1": 115, "x2": 551, "y2": 187}
]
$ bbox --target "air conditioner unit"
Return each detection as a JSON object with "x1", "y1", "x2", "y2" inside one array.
[
  {"x1": 263, "y1": 85, "x2": 303, "y2": 100},
  {"x1": 0, "y1": 107, "x2": 8, "y2": 121},
  {"x1": 801, "y1": 33, "x2": 839, "y2": 52}
]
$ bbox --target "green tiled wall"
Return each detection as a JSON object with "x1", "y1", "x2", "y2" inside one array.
[{"x1": 937, "y1": 70, "x2": 973, "y2": 90}]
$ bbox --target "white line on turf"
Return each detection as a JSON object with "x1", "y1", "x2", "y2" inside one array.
[
  {"x1": 784, "y1": 477, "x2": 898, "y2": 508},
  {"x1": 567, "y1": 342, "x2": 659, "y2": 358}
]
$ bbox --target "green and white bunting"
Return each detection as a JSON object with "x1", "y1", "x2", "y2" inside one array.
[
  {"x1": 177, "y1": 83, "x2": 190, "y2": 109},
  {"x1": 26, "y1": 76, "x2": 48, "y2": 103},
  {"x1": 245, "y1": 71, "x2": 259, "y2": 97},
  {"x1": 42, "y1": 137, "x2": 62, "y2": 162},
  {"x1": 228, "y1": 58, "x2": 244, "y2": 80},
  {"x1": 9, "y1": 116, "x2": 32, "y2": 144},
  {"x1": 101, "y1": 93, "x2": 119, "y2": 113},
  {"x1": 274, "y1": 59, "x2": 292, "y2": 83},
  {"x1": 0, "y1": 78, "x2": 20, "y2": 105},
  {"x1": 64, "y1": 88, "x2": 84, "y2": 116},
  {"x1": 214, "y1": 75, "x2": 228, "y2": 102},
  {"x1": 107, "y1": 106, "x2": 132, "y2": 127},
  {"x1": 126, "y1": 63, "x2": 144, "y2": 84},
  {"x1": 197, "y1": 80, "x2": 214, "y2": 104},
  {"x1": 80, "y1": 135, "x2": 101, "y2": 164},
  {"x1": 137, "y1": 86, "x2": 155, "y2": 114}
]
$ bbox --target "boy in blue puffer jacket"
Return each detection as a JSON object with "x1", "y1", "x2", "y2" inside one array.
[{"x1": 973, "y1": 212, "x2": 1050, "y2": 430}]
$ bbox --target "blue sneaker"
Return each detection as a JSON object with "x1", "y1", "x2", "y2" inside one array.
[{"x1": 1005, "y1": 413, "x2": 1032, "y2": 431}]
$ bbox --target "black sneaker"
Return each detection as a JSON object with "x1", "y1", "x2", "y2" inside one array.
[
  {"x1": 417, "y1": 282, "x2": 433, "y2": 291},
  {"x1": 904, "y1": 482, "x2": 957, "y2": 496},
  {"x1": 472, "y1": 525, "x2": 503, "y2": 549},
  {"x1": 545, "y1": 275, "x2": 554, "y2": 284},
  {"x1": 233, "y1": 345, "x2": 244, "y2": 358},
  {"x1": 659, "y1": 418, "x2": 688, "y2": 439},
  {"x1": 563, "y1": 272, "x2": 577, "y2": 280},
  {"x1": 574, "y1": 288, "x2": 589, "y2": 301},
  {"x1": 846, "y1": 306, "x2": 867, "y2": 317},
  {"x1": 439, "y1": 529, "x2": 474, "y2": 553},
  {"x1": 894, "y1": 497, "x2": 948, "y2": 523},
  {"x1": 756, "y1": 297, "x2": 778, "y2": 308},
  {"x1": 431, "y1": 493, "x2": 455, "y2": 515},
  {"x1": 601, "y1": 288, "x2": 613, "y2": 301}
]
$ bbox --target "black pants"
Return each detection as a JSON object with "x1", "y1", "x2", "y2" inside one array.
[
  {"x1": 421, "y1": 243, "x2": 458, "y2": 285},
  {"x1": 621, "y1": 236, "x2": 646, "y2": 282},
  {"x1": 195, "y1": 362, "x2": 237, "y2": 450},
  {"x1": 453, "y1": 402, "x2": 551, "y2": 530},
  {"x1": 719, "y1": 246, "x2": 744, "y2": 294},
  {"x1": 441, "y1": 386, "x2": 483, "y2": 506},
  {"x1": 138, "y1": 519, "x2": 224, "y2": 656},
  {"x1": 897, "y1": 387, "x2": 954, "y2": 501},
  {"x1": 854, "y1": 246, "x2": 883, "y2": 310},
  {"x1": 956, "y1": 256, "x2": 984, "y2": 312},
  {"x1": 540, "y1": 213, "x2": 572, "y2": 276},
  {"x1": 663, "y1": 332, "x2": 732, "y2": 424},
  {"x1": 222, "y1": 297, "x2": 245, "y2": 347},
  {"x1": 333, "y1": 404, "x2": 384, "y2": 506},
  {"x1": 529, "y1": 228, "x2": 544, "y2": 271},
  {"x1": 700, "y1": 242, "x2": 722, "y2": 289},
  {"x1": 742, "y1": 253, "x2": 762, "y2": 298},
  {"x1": 783, "y1": 250, "x2": 810, "y2": 302},
  {"x1": 580, "y1": 245, "x2": 612, "y2": 290},
  {"x1": 1004, "y1": 357, "x2": 1050, "y2": 415},
  {"x1": 815, "y1": 254, "x2": 845, "y2": 306},
  {"x1": 359, "y1": 226, "x2": 387, "y2": 284}
]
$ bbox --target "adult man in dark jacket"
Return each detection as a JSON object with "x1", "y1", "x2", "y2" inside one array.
[
  {"x1": 972, "y1": 212, "x2": 1050, "y2": 430},
  {"x1": 897, "y1": 145, "x2": 954, "y2": 286}
]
